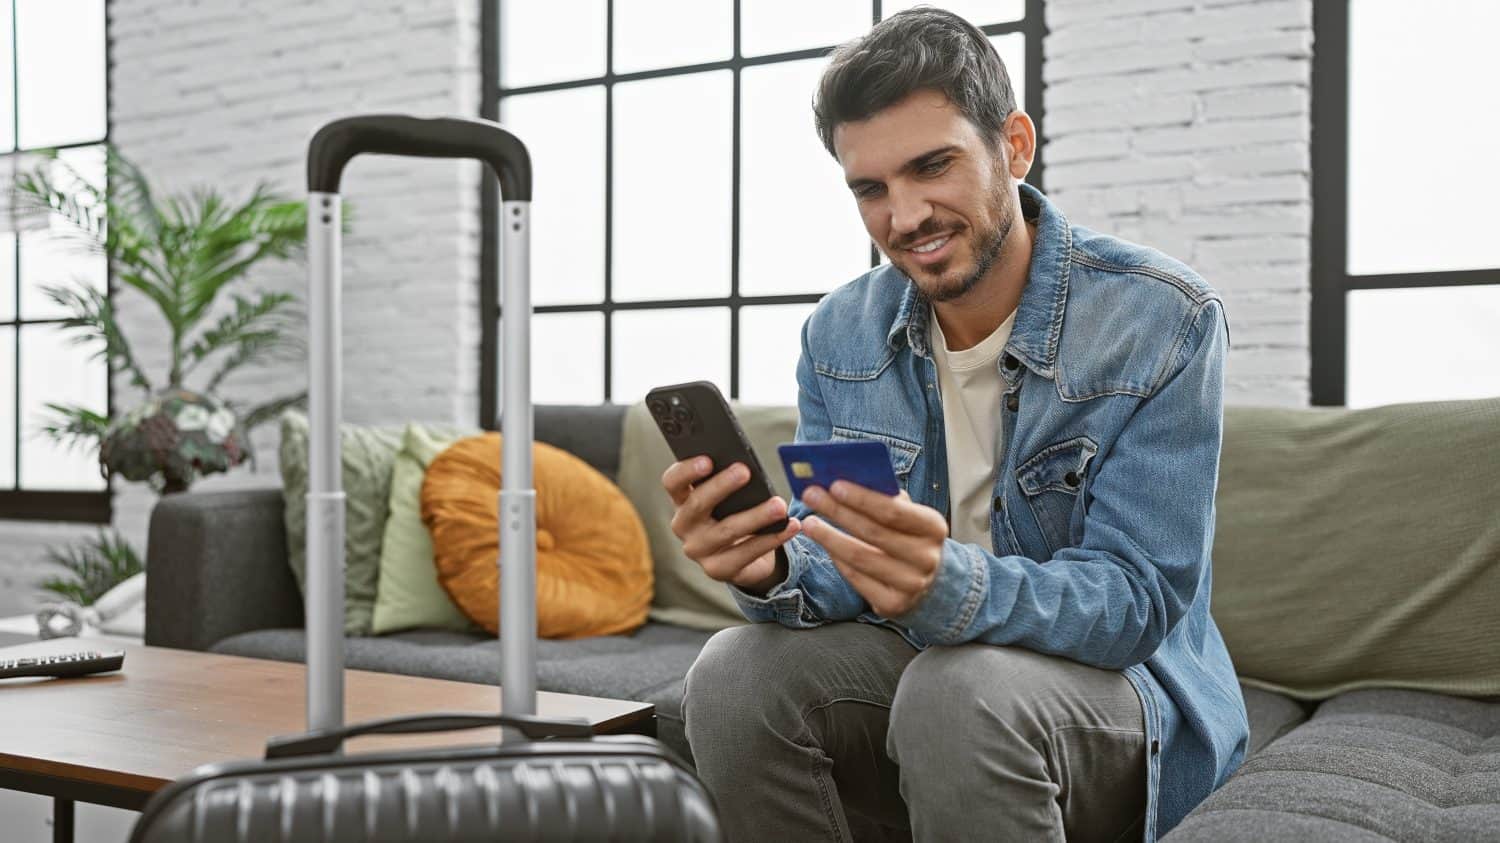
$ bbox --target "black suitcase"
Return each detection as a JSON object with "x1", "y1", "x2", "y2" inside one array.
[{"x1": 128, "y1": 115, "x2": 722, "y2": 843}]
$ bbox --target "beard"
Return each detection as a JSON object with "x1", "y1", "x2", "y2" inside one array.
[{"x1": 892, "y1": 177, "x2": 1015, "y2": 303}]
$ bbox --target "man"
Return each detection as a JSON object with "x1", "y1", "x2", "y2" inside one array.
[{"x1": 663, "y1": 9, "x2": 1248, "y2": 842}]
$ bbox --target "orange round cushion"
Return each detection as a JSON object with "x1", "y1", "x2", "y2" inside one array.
[{"x1": 420, "y1": 433, "x2": 653, "y2": 639}]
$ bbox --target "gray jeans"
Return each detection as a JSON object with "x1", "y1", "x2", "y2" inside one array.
[{"x1": 683, "y1": 622, "x2": 1147, "y2": 843}]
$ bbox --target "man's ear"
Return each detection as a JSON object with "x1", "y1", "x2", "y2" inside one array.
[{"x1": 1003, "y1": 111, "x2": 1036, "y2": 180}]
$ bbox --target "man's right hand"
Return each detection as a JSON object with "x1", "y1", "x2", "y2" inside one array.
[{"x1": 662, "y1": 456, "x2": 802, "y2": 597}]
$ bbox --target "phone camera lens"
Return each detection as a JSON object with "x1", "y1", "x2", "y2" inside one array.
[
  {"x1": 648, "y1": 399, "x2": 670, "y2": 417},
  {"x1": 662, "y1": 420, "x2": 681, "y2": 437},
  {"x1": 671, "y1": 407, "x2": 692, "y2": 425}
]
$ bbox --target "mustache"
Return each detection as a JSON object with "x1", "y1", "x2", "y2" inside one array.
[{"x1": 891, "y1": 219, "x2": 963, "y2": 251}]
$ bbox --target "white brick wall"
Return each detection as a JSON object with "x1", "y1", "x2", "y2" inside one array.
[
  {"x1": 0, "y1": 0, "x2": 482, "y2": 614},
  {"x1": 1043, "y1": 0, "x2": 1313, "y2": 406}
]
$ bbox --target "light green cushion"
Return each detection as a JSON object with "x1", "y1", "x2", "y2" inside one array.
[
  {"x1": 278, "y1": 411, "x2": 404, "y2": 636},
  {"x1": 616, "y1": 400, "x2": 799, "y2": 631},
  {"x1": 1212, "y1": 397, "x2": 1500, "y2": 700},
  {"x1": 370, "y1": 424, "x2": 481, "y2": 634}
]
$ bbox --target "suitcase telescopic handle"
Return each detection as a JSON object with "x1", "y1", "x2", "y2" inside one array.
[
  {"x1": 265, "y1": 712, "x2": 593, "y2": 759},
  {"x1": 306, "y1": 114, "x2": 532, "y2": 199}
]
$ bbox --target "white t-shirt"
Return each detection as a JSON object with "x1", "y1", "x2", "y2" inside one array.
[{"x1": 928, "y1": 306, "x2": 1017, "y2": 554}]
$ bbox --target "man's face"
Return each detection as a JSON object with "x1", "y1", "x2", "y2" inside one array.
[{"x1": 834, "y1": 90, "x2": 1022, "y2": 302}]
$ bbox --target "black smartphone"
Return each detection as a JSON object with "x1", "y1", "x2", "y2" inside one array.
[{"x1": 646, "y1": 380, "x2": 788, "y2": 536}]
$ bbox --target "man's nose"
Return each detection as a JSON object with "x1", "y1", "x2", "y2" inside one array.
[{"x1": 888, "y1": 185, "x2": 932, "y2": 239}]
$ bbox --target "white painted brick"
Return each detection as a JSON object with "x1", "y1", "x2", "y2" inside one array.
[
  {"x1": 1193, "y1": 236, "x2": 1307, "y2": 265},
  {"x1": 1133, "y1": 116, "x2": 1304, "y2": 154},
  {"x1": 1048, "y1": 0, "x2": 1196, "y2": 28},
  {"x1": 1045, "y1": 94, "x2": 1197, "y2": 134},
  {"x1": 1044, "y1": 154, "x2": 1197, "y2": 190},
  {"x1": 1201, "y1": 85, "x2": 1309, "y2": 121},
  {"x1": 1183, "y1": 175, "x2": 1307, "y2": 207},
  {"x1": 1195, "y1": 141, "x2": 1309, "y2": 178}
]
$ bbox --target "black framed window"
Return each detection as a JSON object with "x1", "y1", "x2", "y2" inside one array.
[
  {"x1": 480, "y1": 0, "x2": 1044, "y2": 422},
  {"x1": 1310, "y1": 0, "x2": 1500, "y2": 407},
  {"x1": 0, "y1": 0, "x2": 110, "y2": 523}
]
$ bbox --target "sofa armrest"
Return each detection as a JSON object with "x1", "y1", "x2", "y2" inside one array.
[{"x1": 145, "y1": 488, "x2": 304, "y2": 652}]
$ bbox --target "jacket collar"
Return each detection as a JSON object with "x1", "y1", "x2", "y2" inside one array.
[{"x1": 885, "y1": 182, "x2": 1071, "y2": 379}]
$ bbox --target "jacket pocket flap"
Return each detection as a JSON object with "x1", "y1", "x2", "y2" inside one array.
[
  {"x1": 830, "y1": 426, "x2": 922, "y2": 477},
  {"x1": 1017, "y1": 436, "x2": 1098, "y2": 496}
]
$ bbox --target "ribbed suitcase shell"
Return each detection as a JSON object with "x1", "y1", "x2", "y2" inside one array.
[
  {"x1": 128, "y1": 115, "x2": 723, "y2": 842},
  {"x1": 130, "y1": 737, "x2": 720, "y2": 843}
]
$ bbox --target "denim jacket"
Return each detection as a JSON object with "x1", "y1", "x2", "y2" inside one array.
[{"x1": 733, "y1": 183, "x2": 1249, "y2": 839}]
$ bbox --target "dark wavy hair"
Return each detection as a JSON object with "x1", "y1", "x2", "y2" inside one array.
[{"x1": 813, "y1": 7, "x2": 1017, "y2": 158}]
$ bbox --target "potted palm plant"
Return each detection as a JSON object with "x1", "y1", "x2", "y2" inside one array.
[{"x1": 15, "y1": 146, "x2": 311, "y2": 495}]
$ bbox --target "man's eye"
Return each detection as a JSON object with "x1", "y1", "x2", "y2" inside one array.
[
  {"x1": 855, "y1": 185, "x2": 885, "y2": 200},
  {"x1": 919, "y1": 158, "x2": 950, "y2": 176}
]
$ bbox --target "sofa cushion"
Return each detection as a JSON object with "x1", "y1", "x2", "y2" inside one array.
[
  {"x1": 1213, "y1": 398, "x2": 1500, "y2": 699},
  {"x1": 371, "y1": 423, "x2": 481, "y2": 634},
  {"x1": 616, "y1": 400, "x2": 799, "y2": 631},
  {"x1": 1242, "y1": 685, "x2": 1308, "y2": 757},
  {"x1": 279, "y1": 411, "x2": 404, "y2": 636},
  {"x1": 210, "y1": 622, "x2": 713, "y2": 763},
  {"x1": 1164, "y1": 689, "x2": 1500, "y2": 841},
  {"x1": 422, "y1": 432, "x2": 654, "y2": 639}
]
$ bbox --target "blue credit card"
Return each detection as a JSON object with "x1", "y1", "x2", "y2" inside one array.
[{"x1": 778, "y1": 440, "x2": 902, "y2": 500}]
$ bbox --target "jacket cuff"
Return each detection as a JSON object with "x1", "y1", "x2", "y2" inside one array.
[
  {"x1": 895, "y1": 539, "x2": 987, "y2": 643},
  {"x1": 728, "y1": 539, "x2": 818, "y2": 627}
]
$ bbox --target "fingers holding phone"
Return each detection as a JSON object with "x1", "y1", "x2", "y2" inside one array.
[
  {"x1": 649, "y1": 382, "x2": 800, "y2": 593},
  {"x1": 662, "y1": 455, "x2": 801, "y2": 589}
]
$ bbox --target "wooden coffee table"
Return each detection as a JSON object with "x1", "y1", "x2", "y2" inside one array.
[{"x1": 0, "y1": 638, "x2": 654, "y2": 843}]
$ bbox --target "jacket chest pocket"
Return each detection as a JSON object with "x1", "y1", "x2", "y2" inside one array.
[
  {"x1": 1015, "y1": 437, "x2": 1098, "y2": 556},
  {"x1": 830, "y1": 426, "x2": 922, "y2": 484}
]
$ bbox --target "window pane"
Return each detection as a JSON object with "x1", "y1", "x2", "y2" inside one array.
[
  {"x1": 1347, "y1": 285, "x2": 1500, "y2": 408},
  {"x1": 614, "y1": 0, "x2": 732, "y2": 74},
  {"x1": 883, "y1": 0, "x2": 1025, "y2": 26},
  {"x1": 499, "y1": 312, "x2": 605, "y2": 405},
  {"x1": 19, "y1": 223, "x2": 107, "y2": 320},
  {"x1": 990, "y1": 33, "x2": 1026, "y2": 113},
  {"x1": 1348, "y1": 1, "x2": 1500, "y2": 274},
  {"x1": 738, "y1": 304, "x2": 816, "y2": 405},
  {"x1": 19, "y1": 323, "x2": 106, "y2": 490},
  {"x1": 741, "y1": 59, "x2": 870, "y2": 296},
  {"x1": 18, "y1": 146, "x2": 106, "y2": 319},
  {"x1": 0, "y1": 234, "x2": 14, "y2": 321},
  {"x1": 16, "y1": 0, "x2": 107, "y2": 149},
  {"x1": 0, "y1": 5, "x2": 14, "y2": 152},
  {"x1": 502, "y1": 88, "x2": 606, "y2": 306},
  {"x1": 0, "y1": 326, "x2": 13, "y2": 487},
  {"x1": 613, "y1": 72, "x2": 732, "y2": 302},
  {"x1": 612, "y1": 307, "x2": 729, "y2": 403},
  {"x1": 741, "y1": 0, "x2": 867, "y2": 58},
  {"x1": 501, "y1": 0, "x2": 606, "y2": 88}
]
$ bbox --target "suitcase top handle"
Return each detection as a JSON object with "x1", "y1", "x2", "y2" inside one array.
[
  {"x1": 265, "y1": 712, "x2": 593, "y2": 759},
  {"x1": 307, "y1": 114, "x2": 532, "y2": 200}
]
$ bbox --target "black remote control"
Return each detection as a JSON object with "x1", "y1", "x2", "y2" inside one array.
[{"x1": 0, "y1": 650, "x2": 125, "y2": 679}]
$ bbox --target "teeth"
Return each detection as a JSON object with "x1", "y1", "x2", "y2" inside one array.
[{"x1": 912, "y1": 236, "x2": 949, "y2": 254}]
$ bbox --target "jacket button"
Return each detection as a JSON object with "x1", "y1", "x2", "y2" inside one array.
[
  {"x1": 1003, "y1": 354, "x2": 1020, "y2": 371},
  {"x1": 1005, "y1": 393, "x2": 1019, "y2": 412},
  {"x1": 992, "y1": 495, "x2": 1002, "y2": 512},
  {"x1": 1064, "y1": 471, "x2": 1081, "y2": 488}
]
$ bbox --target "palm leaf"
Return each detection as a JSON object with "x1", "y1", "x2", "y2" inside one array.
[
  {"x1": 40, "y1": 283, "x2": 153, "y2": 395},
  {"x1": 37, "y1": 403, "x2": 112, "y2": 452},
  {"x1": 39, "y1": 530, "x2": 144, "y2": 607},
  {"x1": 182, "y1": 291, "x2": 296, "y2": 369}
]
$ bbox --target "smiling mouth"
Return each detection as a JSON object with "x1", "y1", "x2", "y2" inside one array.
[{"x1": 901, "y1": 231, "x2": 957, "y2": 266}]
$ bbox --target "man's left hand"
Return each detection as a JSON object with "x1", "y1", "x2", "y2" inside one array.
[{"x1": 801, "y1": 481, "x2": 949, "y2": 618}]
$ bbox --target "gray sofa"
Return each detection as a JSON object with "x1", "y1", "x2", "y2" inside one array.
[{"x1": 145, "y1": 403, "x2": 1500, "y2": 840}]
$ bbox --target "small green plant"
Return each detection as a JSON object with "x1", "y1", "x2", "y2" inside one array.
[
  {"x1": 39, "y1": 529, "x2": 145, "y2": 606},
  {"x1": 13, "y1": 145, "x2": 312, "y2": 487}
]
